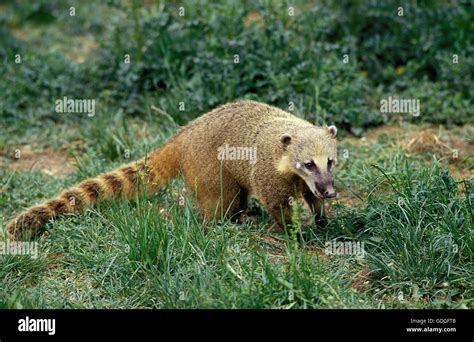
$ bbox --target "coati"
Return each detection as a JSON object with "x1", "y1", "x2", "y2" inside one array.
[{"x1": 6, "y1": 101, "x2": 338, "y2": 240}]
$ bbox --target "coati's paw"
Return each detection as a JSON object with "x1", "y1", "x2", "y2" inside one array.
[
  {"x1": 315, "y1": 215, "x2": 329, "y2": 229},
  {"x1": 268, "y1": 222, "x2": 285, "y2": 232},
  {"x1": 237, "y1": 213, "x2": 258, "y2": 225}
]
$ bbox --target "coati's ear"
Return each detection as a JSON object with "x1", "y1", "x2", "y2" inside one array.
[
  {"x1": 280, "y1": 133, "x2": 292, "y2": 147},
  {"x1": 328, "y1": 125, "x2": 337, "y2": 138}
]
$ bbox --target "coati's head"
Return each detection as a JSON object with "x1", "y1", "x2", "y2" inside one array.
[{"x1": 278, "y1": 126, "x2": 338, "y2": 199}]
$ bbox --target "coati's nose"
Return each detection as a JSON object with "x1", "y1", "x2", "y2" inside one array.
[{"x1": 324, "y1": 190, "x2": 336, "y2": 199}]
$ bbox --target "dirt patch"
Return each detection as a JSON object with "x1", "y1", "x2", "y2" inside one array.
[
  {"x1": 62, "y1": 35, "x2": 100, "y2": 64},
  {"x1": 350, "y1": 266, "x2": 372, "y2": 292},
  {"x1": 360, "y1": 124, "x2": 473, "y2": 179},
  {"x1": 10, "y1": 26, "x2": 100, "y2": 65},
  {"x1": 449, "y1": 136, "x2": 474, "y2": 156},
  {"x1": 307, "y1": 247, "x2": 330, "y2": 259},
  {"x1": 368, "y1": 125, "x2": 473, "y2": 159},
  {"x1": 47, "y1": 252, "x2": 65, "y2": 270},
  {"x1": 404, "y1": 129, "x2": 447, "y2": 154},
  {"x1": 0, "y1": 147, "x2": 75, "y2": 176},
  {"x1": 335, "y1": 189, "x2": 363, "y2": 207},
  {"x1": 244, "y1": 11, "x2": 264, "y2": 28},
  {"x1": 11, "y1": 29, "x2": 29, "y2": 40},
  {"x1": 365, "y1": 124, "x2": 408, "y2": 143},
  {"x1": 403, "y1": 128, "x2": 474, "y2": 176},
  {"x1": 259, "y1": 234, "x2": 287, "y2": 257},
  {"x1": 448, "y1": 166, "x2": 473, "y2": 181}
]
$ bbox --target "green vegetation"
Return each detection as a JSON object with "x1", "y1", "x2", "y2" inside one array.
[
  {"x1": 2, "y1": 0, "x2": 472, "y2": 130},
  {"x1": 0, "y1": 0, "x2": 472, "y2": 309}
]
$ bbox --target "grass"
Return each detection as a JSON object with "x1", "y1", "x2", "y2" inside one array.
[
  {"x1": 1, "y1": 1, "x2": 472, "y2": 130},
  {"x1": 0, "y1": 1, "x2": 473, "y2": 309},
  {"x1": 1, "y1": 121, "x2": 472, "y2": 309}
]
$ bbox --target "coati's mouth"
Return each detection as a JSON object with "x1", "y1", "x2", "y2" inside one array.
[
  {"x1": 303, "y1": 179, "x2": 336, "y2": 199},
  {"x1": 313, "y1": 180, "x2": 337, "y2": 199},
  {"x1": 313, "y1": 190, "x2": 325, "y2": 199},
  {"x1": 303, "y1": 181, "x2": 326, "y2": 199},
  {"x1": 307, "y1": 184, "x2": 325, "y2": 199},
  {"x1": 313, "y1": 186, "x2": 337, "y2": 199}
]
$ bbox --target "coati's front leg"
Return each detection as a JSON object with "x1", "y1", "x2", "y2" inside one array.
[
  {"x1": 303, "y1": 191, "x2": 328, "y2": 228},
  {"x1": 252, "y1": 171, "x2": 302, "y2": 231},
  {"x1": 183, "y1": 159, "x2": 245, "y2": 223},
  {"x1": 258, "y1": 189, "x2": 294, "y2": 232},
  {"x1": 269, "y1": 201, "x2": 293, "y2": 232}
]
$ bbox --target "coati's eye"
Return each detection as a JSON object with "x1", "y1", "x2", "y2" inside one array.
[
  {"x1": 328, "y1": 158, "x2": 336, "y2": 172},
  {"x1": 304, "y1": 161, "x2": 314, "y2": 169}
]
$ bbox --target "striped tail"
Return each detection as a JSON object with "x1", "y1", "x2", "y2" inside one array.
[{"x1": 5, "y1": 140, "x2": 181, "y2": 240}]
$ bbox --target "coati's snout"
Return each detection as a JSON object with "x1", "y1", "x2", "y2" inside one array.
[
  {"x1": 301, "y1": 158, "x2": 337, "y2": 199},
  {"x1": 279, "y1": 125, "x2": 338, "y2": 200},
  {"x1": 315, "y1": 177, "x2": 336, "y2": 199}
]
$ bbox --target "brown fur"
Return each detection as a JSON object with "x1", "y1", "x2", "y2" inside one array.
[{"x1": 6, "y1": 101, "x2": 337, "y2": 239}]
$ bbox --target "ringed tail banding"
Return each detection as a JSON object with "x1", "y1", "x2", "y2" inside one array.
[{"x1": 6, "y1": 159, "x2": 147, "y2": 240}]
